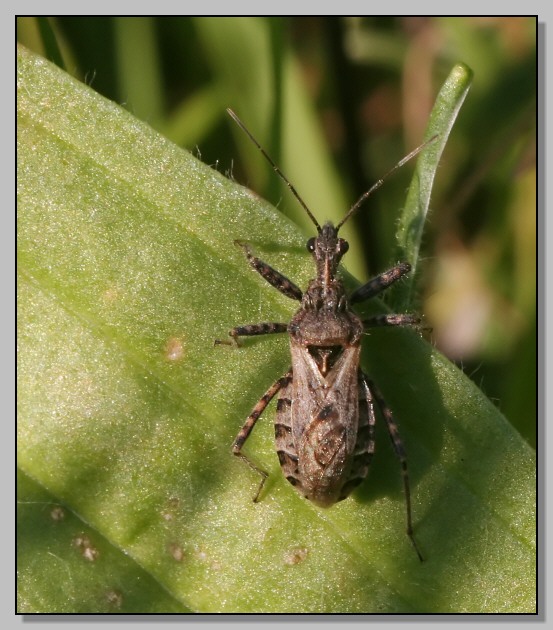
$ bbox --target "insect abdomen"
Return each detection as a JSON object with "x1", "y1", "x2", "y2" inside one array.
[
  {"x1": 274, "y1": 374, "x2": 373, "y2": 507},
  {"x1": 274, "y1": 394, "x2": 302, "y2": 489}
]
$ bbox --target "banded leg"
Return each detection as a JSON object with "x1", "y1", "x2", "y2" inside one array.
[
  {"x1": 235, "y1": 240, "x2": 303, "y2": 301},
  {"x1": 350, "y1": 262, "x2": 411, "y2": 304},
  {"x1": 215, "y1": 322, "x2": 288, "y2": 346},
  {"x1": 232, "y1": 369, "x2": 293, "y2": 502},
  {"x1": 366, "y1": 375, "x2": 423, "y2": 562}
]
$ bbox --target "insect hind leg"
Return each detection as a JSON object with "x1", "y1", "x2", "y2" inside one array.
[
  {"x1": 232, "y1": 369, "x2": 293, "y2": 502},
  {"x1": 365, "y1": 375, "x2": 424, "y2": 562}
]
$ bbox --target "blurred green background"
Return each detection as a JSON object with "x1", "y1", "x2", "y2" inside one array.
[{"x1": 18, "y1": 16, "x2": 536, "y2": 446}]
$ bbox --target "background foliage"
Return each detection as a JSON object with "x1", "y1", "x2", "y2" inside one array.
[{"x1": 18, "y1": 17, "x2": 536, "y2": 614}]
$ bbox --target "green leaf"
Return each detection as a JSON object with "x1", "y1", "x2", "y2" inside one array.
[
  {"x1": 17, "y1": 470, "x2": 188, "y2": 613},
  {"x1": 18, "y1": 45, "x2": 535, "y2": 613},
  {"x1": 395, "y1": 62, "x2": 474, "y2": 308}
]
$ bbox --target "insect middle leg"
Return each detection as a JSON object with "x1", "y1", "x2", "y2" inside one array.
[
  {"x1": 365, "y1": 375, "x2": 424, "y2": 562},
  {"x1": 215, "y1": 322, "x2": 288, "y2": 346},
  {"x1": 350, "y1": 262, "x2": 411, "y2": 304},
  {"x1": 232, "y1": 369, "x2": 293, "y2": 502}
]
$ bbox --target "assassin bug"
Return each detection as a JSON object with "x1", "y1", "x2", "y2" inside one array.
[{"x1": 217, "y1": 108, "x2": 435, "y2": 561}]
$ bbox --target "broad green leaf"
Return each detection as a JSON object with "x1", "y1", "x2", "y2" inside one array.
[
  {"x1": 17, "y1": 470, "x2": 188, "y2": 613},
  {"x1": 17, "y1": 46, "x2": 535, "y2": 613}
]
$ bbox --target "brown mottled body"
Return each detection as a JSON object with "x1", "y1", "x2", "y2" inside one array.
[
  {"x1": 275, "y1": 347, "x2": 375, "y2": 507},
  {"x1": 275, "y1": 225, "x2": 371, "y2": 506},
  {"x1": 216, "y1": 109, "x2": 433, "y2": 561}
]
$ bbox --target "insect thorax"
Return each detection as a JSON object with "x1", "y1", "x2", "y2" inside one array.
[{"x1": 288, "y1": 279, "x2": 364, "y2": 353}]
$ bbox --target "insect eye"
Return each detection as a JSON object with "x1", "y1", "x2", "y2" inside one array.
[
  {"x1": 306, "y1": 237, "x2": 316, "y2": 252},
  {"x1": 338, "y1": 239, "x2": 349, "y2": 254}
]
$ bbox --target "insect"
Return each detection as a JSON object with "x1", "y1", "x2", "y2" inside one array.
[{"x1": 217, "y1": 108, "x2": 434, "y2": 561}]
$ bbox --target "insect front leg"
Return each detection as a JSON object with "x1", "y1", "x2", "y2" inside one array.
[
  {"x1": 365, "y1": 375, "x2": 424, "y2": 562},
  {"x1": 350, "y1": 262, "x2": 411, "y2": 304},
  {"x1": 351, "y1": 263, "x2": 422, "y2": 330},
  {"x1": 234, "y1": 240, "x2": 303, "y2": 301},
  {"x1": 232, "y1": 369, "x2": 293, "y2": 502},
  {"x1": 215, "y1": 240, "x2": 302, "y2": 346}
]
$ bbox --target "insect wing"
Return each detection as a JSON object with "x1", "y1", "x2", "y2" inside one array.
[{"x1": 289, "y1": 343, "x2": 361, "y2": 506}]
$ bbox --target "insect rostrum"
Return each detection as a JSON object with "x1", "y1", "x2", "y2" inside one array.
[{"x1": 217, "y1": 109, "x2": 433, "y2": 561}]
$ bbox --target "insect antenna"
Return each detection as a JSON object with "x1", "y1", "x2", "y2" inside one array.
[
  {"x1": 336, "y1": 134, "x2": 438, "y2": 231},
  {"x1": 227, "y1": 108, "x2": 322, "y2": 232}
]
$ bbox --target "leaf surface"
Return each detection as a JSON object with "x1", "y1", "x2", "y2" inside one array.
[{"x1": 17, "y1": 46, "x2": 535, "y2": 613}]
